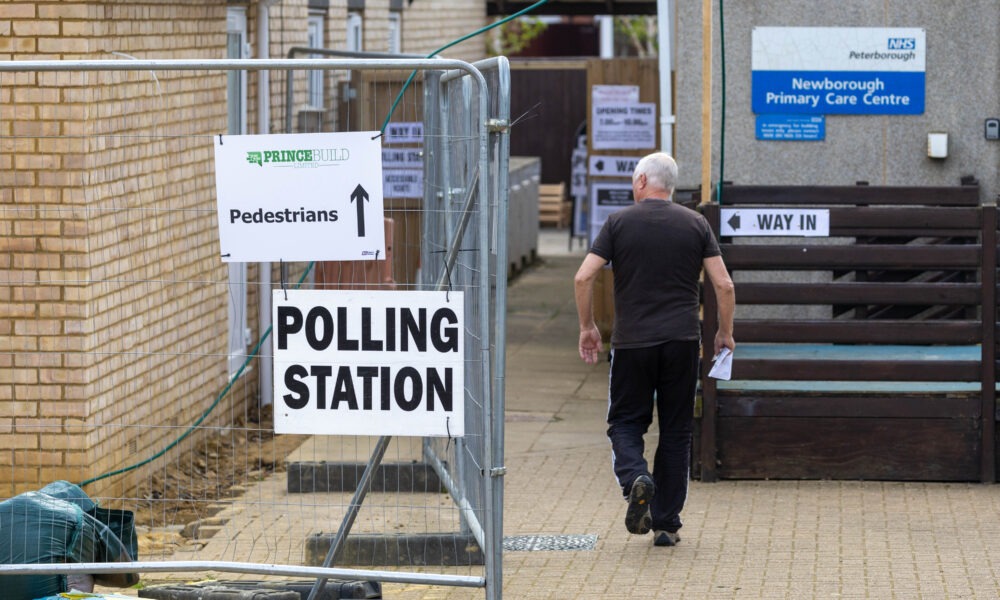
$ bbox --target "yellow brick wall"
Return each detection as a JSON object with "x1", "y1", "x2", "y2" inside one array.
[
  {"x1": 395, "y1": 0, "x2": 487, "y2": 60},
  {"x1": 1, "y1": 0, "x2": 490, "y2": 500},
  {"x1": 0, "y1": 1, "x2": 259, "y2": 499}
]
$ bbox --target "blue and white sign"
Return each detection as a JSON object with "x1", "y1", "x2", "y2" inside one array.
[
  {"x1": 752, "y1": 27, "x2": 925, "y2": 115},
  {"x1": 756, "y1": 115, "x2": 825, "y2": 141}
]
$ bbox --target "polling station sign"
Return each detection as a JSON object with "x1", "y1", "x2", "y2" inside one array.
[
  {"x1": 272, "y1": 290, "x2": 464, "y2": 437},
  {"x1": 214, "y1": 131, "x2": 385, "y2": 262},
  {"x1": 752, "y1": 27, "x2": 925, "y2": 115}
]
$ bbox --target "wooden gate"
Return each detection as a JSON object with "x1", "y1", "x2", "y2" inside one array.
[{"x1": 699, "y1": 184, "x2": 998, "y2": 482}]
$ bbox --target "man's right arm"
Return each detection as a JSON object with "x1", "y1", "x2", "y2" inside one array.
[
  {"x1": 703, "y1": 255, "x2": 735, "y2": 354},
  {"x1": 574, "y1": 252, "x2": 608, "y2": 365}
]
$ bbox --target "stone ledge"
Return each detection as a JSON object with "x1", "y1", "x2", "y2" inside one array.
[
  {"x1": 306, "y1": 532, "x2": 484, "y2": 567},
  {"x1": 286, "y1": 461, "x2": 443, "y2": 493}
]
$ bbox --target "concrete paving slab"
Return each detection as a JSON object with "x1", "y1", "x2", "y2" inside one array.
[{"x1": 105, "y1": 235, "x2": 1000, "y2": 599}]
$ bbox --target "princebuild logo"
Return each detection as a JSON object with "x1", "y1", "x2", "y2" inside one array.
[{"x1": 246, "y1": 147, "x2": 351, "y2": 168}]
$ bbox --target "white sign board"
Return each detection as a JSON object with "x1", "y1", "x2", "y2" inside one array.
[
  {"x1": 720, "y1": 208, "x2": 830, "y2": 237},
  {"x1": 382, "y1": 147, "x2": 423, "y2": 169},
  {"x1": 570, "y1": 134, "x2": 588, "y2": 238},
  {"x1": 592, "y1": 102, "x2": 657, "y2": 150},
  {"x1": 383, "y1": 168, "x2": 424, "y2": 198},
  {"x1": 589, "y1": 155, "x2": 640, "y2": 177},
  {"x1": 752, "y1": 27, "x2": 925, "y2": 115},
  {"x1": 589, "y1": 182, "x2": 634, "y2": 243},
  {"x1": 591, "y1": 84, "x2": 640, "y2": 104},
  {"x1": 214, "y1": 131, "x2": 385, "y2": 262},
  {"x1": 273, "y1": 290, "x2": 464, "y2": 437},
  {"x1": 384, "y1": 121, "x2": 424, "y2": 144}
]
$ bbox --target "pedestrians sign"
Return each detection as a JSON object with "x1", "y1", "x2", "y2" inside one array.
[
  {"x1": 214, "y1": 131, "x2": 385, "y2": 262},
  {"x1": 720, "y1": 208, "x2": 830, "y2": 237}
]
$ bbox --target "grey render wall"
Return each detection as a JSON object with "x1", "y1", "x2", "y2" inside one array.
[{"x1": 674, "y1": 2, "x2": 1000, "y2": 203}]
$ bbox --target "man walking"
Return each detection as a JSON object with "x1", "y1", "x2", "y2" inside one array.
[{"x1": 574, "y1": 152, "x2": 735, "y2": 546}]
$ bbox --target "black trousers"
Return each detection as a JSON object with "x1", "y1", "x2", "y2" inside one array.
[{"x1": 607, "y1": 340, "x2": 699, "y2": 533}]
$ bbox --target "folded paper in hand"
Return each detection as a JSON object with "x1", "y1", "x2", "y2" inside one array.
[{"x1": 708, "y1": 347, "x2": 733, "y2": 380}]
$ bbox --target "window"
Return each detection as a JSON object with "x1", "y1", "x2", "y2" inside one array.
[
  {"x1": 388, "y1": 12, "x2": 401, "y2": 54},
  {"x1": 226, "y1": 8, "x2": 247, "y2": 136},
  {"x1": 226, "y1": 7, "x2": 250, "y2": 377},
  {"x1": 347, "y1": 12, "x2": 363, "y2": 52},
  {"x1": 307, "y1": 13, "x2": 325, "y2": 108}
]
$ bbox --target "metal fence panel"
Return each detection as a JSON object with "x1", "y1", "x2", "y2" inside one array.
[{"x1": 0, "y1": 58, "x2": 508, "y2": 600}]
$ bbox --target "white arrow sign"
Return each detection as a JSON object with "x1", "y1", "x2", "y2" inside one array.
[
  {"x1": 214, "y1": 131, "x2": 385, "y2": 262},
  {"x1": 588, "y1": 155, "x2": 641, "y2": 177},
  {"x1": 720, "y1": 208, "x2": 830, "y2": 237}
]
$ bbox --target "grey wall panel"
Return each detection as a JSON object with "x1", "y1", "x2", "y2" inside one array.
[{"x1": 675, "y1": 1, "x2": 1000, "y2": 202}]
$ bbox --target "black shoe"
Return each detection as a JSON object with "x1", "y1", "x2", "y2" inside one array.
[
  {"x1": 653, "y1": 530, "x2": 680, "y2": 547},
  {"x1": 624, "y1": 475, "x2": 654, "y2": 534}
]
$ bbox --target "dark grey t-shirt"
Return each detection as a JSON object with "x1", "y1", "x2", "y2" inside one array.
[{"x1": 590, "y1": 199, "x2": 721, "y2": 348}]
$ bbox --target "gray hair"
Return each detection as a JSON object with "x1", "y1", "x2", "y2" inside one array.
[{"x1": 633, "y1": 152, "x2": 678, "y2": 195}]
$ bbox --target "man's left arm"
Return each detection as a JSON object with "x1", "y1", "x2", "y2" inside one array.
[{"x1": 703, "y1": 255, "x2": 735, "y2": 354}]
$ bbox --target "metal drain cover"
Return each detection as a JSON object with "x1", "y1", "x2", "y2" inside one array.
[{"x1": 503, "y1": 534, "x2": 597, "y2": 552}]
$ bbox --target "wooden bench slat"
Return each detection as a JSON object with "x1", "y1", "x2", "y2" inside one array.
[
  {"x1": 717, "y1": 395, "x2": 982, "y2": 418},
  {"x1": 732, "y1": 359, "x2": 980, "y2": 381},
  {"x1": 722, "y1": 244, "x2": 981, "y2": 269},
  {"x1": 715, "y1": 185, "x2": 980, "y2": 206},
  {"x1": 735, "y1": 320, "x2": 982, "y2": 344},
  {"x1": 736, "y1": 282, "x2": 981, "y2": 305},
  {"x1": 538, "y1": 182, "x2": 570, "y2": 227}
]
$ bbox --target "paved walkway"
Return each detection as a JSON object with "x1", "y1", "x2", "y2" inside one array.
[
  {"x1": 394, "y1": 230, "x2": 1000, "y2": 599},
  {"x1": 125, "y1": 229, "x2": 1000, "y2": 599}
]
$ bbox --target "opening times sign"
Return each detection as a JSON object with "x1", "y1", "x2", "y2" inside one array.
[
  {"x1": 273, "y1": 290, "x2": 464, "y2": 437},
  {"x1": 752, "y1": 27, "x2": 925, "y2": 115}
]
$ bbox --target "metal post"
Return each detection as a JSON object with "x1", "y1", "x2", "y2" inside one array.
[
  {"x1": 0, "y1": 57, "x2": 501, "y2": 599},
  {"x1": 656, "y1": 0, "x2": 675, "y2": 155},
  {"x1": 307, "y1": 436, "x2": 392, "y2": 600},
  {"x1": 981, "y1": 202, "x2": 997, "y2": 483},
  {"x1": 483, "y1": 56, "x2": 511, "y2": 600}
]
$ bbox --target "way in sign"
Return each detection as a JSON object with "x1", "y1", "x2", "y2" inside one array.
[
  {"x1": 720, "y1": 208, "x2": 830, "y2": 237},
  {"x1": 756, "y1": 213, "x2": 816, "y2": 231}
]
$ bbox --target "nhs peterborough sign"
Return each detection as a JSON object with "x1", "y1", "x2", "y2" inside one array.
[{"x1": 752, "y1": 27, "x2": 925, "y2": 115}]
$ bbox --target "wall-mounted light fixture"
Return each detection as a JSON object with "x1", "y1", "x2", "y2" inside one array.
[{"x1": 927, "y1": 132, "x2": 948, "y2": 159}]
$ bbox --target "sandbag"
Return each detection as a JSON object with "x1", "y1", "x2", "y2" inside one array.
[{"x1": 0, "y1": 481, "x2": 138, "y2": 600}]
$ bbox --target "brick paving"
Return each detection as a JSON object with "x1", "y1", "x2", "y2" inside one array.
[
  {"x1": 386, "y1": 240, "x2": 1000, "y2": 599},
  {"x1": 123, "y1": 232, "x2": 1000, "y2": 599}
]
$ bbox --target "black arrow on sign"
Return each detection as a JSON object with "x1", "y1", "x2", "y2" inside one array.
[
  {"x1": 351, "y1": 184, "x2": 368, "y2": 237},
  {"x1": 727, "y1": 212, "x2": 741, "y2": 231},
  {"x1": 595, "y1": 159, "x2": 605, "y2": 172}
]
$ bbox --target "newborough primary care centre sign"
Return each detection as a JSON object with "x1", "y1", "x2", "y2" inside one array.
[
  {"x1": 272, "y1": 290, "x2": 465, "y2": 437},
  {"x1": 752, "y1": 27, "x2": 925, "y2": 115}
]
